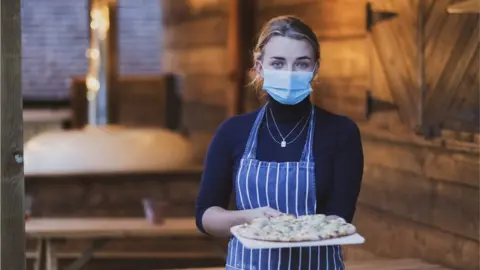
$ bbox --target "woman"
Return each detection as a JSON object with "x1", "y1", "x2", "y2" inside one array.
[{"x1": 195, "y1": 15, "x2": 364, "y2": 270}]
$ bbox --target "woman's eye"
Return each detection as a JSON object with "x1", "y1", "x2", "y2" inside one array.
[
  {"x1": 296, "y1": 62, "x2": 309, "y2": 69},
  {"x1": 271, "y1": 62, "x2": 284, "y2": 69}
]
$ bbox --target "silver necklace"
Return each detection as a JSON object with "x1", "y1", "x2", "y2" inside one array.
[{"x1": 266, "y1": 108, "x2": 310, "y2": 147}]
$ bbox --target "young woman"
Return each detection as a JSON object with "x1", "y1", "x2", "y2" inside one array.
[{"x1": 195, "y1": 15, "x2": 364, "y2": 270}]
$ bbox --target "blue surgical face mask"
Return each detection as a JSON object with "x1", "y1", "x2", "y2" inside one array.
[{"x1": 262, "y1": 69, "x2": 314, "y2": 105}]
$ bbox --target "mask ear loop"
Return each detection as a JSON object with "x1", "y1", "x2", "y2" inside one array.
[{"x1": 255, "y1": 61, "x2": 265, "y2": 78}]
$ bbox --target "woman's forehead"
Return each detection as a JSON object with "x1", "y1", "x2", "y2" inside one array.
[{"x1": 263, "y1": 36, "x2": 314, "y2": 59}]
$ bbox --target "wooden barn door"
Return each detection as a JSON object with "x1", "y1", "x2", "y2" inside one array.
[
  {"x1": 367, "y1": 0, "x2": 423, "y2": 132},
  {"x1": 368, "y1": 0, "x2": 479, "y2": 137},
  {"x1": 421, "y1": 0, "x2": 479, "y2": 135}
]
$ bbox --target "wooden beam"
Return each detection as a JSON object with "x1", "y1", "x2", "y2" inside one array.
[
  {"x1": 227, "y1": 0, "x2": 256, "y2": 116},
  {"x1": 447, "y1": 0, "x2": 480, "y2": 14},
  {"x1": 0, "y1": 0, "x2": 26, "y2": 269}
]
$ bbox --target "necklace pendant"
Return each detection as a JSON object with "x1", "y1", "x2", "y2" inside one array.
[{"x1": 281, "y1": 140, "x2": 286, "y2": 148}]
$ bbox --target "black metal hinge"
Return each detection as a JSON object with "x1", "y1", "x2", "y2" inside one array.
[
  {"x1": 366, "y1": 2, "x2": 399, "y2": 32},
  {"x1": 365, "y1": 90, "x2": 398, "y2": 119}
]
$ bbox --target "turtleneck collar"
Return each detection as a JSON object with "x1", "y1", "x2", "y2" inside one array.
[{"x1": 266, "y1": 96, "x2": 311, "y2": 123}]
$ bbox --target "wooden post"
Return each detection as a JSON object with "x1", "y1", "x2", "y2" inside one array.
[
  {"x1": 227, "y1": 0, "x2": 256, "y2": 116},
  {"x1": 87, "y1": 0, "x2": 119, "y2": 125},
  {"x1": 0, "y1": 0, "x2": 26, "y2": 269}
]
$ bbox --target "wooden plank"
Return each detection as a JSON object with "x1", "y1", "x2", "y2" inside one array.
[
  {"x1": 318, "y1": 38, "x2": 368, "y2": 83},
  {"x1": 363, "y1": 139, "x2": 423, "y2": 175},
  {"x1": 354, "y1": 205, "x2": 479, "y2": 270},
  {"x1": 27, "y1": 251, "x2": 221, "y2": 260},
  {"x1": 182, "y1": 101, "x2": 226, "y2": 133},
  {"x1": 161, "y1": 0, "x2": 228, "y2": 25},
  {"x1": 25, "y1": 218, "x2": 200, "y2": 238},
  {"x1": 163, "y1": 16, "x2": 228, "y2": 49},
  {"x1": 447, "y1": 0, "x2": 480, "y2": 14},
  {"x1": 359, "y1": 164, "x2": 479, "y2": 240},
  {"x1": 369, "y1": 0, "x2": 421, "y2": 130},
  {"x1": 181, "y1": 75, "x2": 229, "y2": 106},
  {"x1": 226, "y1": 0, "x2": 256, "y2": 116},
  {"x1": 423, "y1": 9, "x2": 479, "y2": 130},
  {"x1": 423, "y1": 148, "x2": 479, "y2": 188},
  {"x1": 442, "y1": 47, "x2": 479, "y2": 132},
  {"x1": 256, "y1": 0, "x2": 367, "y2": 39},
  {"x1": 313, "y1": 88, "x2": 367, "y2": 122},
  {"x1": 312, "y1": 37, "x2": 368, "y2": 121},
  {"x1": 432, "y1": 181, "x2": 480, "y2": 241},
  {"x1": 359, "y1": 165, "x2": 434, "y2": 228},
  {"x1": 163, "y1": 46, "x2": 228, "y2": 75},
  {"x1": 0, "y1": 0, "x2": 26, "y2": 268},
  {"x1": 363, "y1": 137, "x2": 479, "y2": 187},
  {"x1": 257, "y1": 0, "x2": 316, "y2": 10}
]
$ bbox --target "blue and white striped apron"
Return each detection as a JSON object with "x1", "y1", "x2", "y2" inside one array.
[{"x1": 226, "y1": 105, "x2": 344, "y2": 270}]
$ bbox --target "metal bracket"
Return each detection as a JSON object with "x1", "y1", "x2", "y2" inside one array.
[
  {"x1": 366, "y1": 2, "x2": 399, "y2": 32},
  {"x1": 366, "y1": 90, "x2": 398, "y2": 119}
]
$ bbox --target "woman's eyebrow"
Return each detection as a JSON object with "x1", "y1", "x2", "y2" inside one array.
[{"x1": 296, "y1": 56, "x2": 312, "y2": 60}]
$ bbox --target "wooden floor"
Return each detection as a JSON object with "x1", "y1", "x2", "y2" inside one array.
[{"x1": 166, "y1": 258, "x2": 452, "y2": 270}]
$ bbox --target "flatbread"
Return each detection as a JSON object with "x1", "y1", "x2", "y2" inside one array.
[{"x1": 234, "y1": 214, "x2": 356, "y2": 242}]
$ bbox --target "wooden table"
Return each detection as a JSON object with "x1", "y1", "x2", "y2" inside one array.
[
  {"x1": 26, "y1": 218, "x2": 203, "y2": 270},
  {"x1": 165, "y1": 258, "x2": 452, "y2": 270}
]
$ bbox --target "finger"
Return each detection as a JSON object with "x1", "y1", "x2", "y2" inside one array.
[{"x1": 264, "y1": 209, "x2": 282, "y2": 217}]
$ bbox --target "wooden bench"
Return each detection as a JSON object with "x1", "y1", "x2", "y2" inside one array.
[
  {"x1": 26, "y1": 217, "x2": 223, "y2": 270},
  {"x1": 164, "y1": 258, "x2": 452, "y2": 270}
]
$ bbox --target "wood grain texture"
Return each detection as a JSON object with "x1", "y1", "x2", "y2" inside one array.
[
  {"x1": 363, "y1": 137, "x2": 479, "y2": 188},
  {"x1": 26, "y1": 218, "x2": 200, "y2": 238},
  {"x1": 360, "y1": 164, "x2": 479, "y2": 240},
  {"x1": 0, "y1": 0, "x2": 25, "y2": 269},
  {"x1": 161, "y1": 0, "x2": 228, "y2": 25},
  {"x1": 369, "y1": 0, "x2": 422, "y2": 130},
  {"x1": 422, "y1": 0, "x2": 479, "y2": 133},
  {"x1": 312, "y1": 38, "x2": 368, "y2": 121},
  {"x1": 163, "y1": 16, "x2": 228, "y2": 49},
  {"x1": 163, "y1": 47, "x2": 228, "y2": 75},
  {"x1": 70, "y1": 75, "x2": 181, "y2": 129},
  {"x1": 354, "y1": 205, "x2": 479, "y2": 270},
  {"x1": 181, "y1": 75, "x2": 229, "y2": 106},
  {"x1": 256, "y1": 0, "x2": 367, "y2": 39},
  {"x1": 182, "y1": 101, "x2": 226, "y2": 133}
]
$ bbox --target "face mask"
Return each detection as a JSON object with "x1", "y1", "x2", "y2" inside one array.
[{"x1": 262, "y1": 69, "x2": 314, "y2": 105}]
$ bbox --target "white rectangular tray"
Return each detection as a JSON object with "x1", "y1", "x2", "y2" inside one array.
[{"x1": 231, "y1": 225, "x2": 365, "y2": 249}]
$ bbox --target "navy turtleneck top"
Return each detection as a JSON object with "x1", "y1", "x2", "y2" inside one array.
[{"x1": 195, "y1": 97, "x2": 364, "y2": 234}]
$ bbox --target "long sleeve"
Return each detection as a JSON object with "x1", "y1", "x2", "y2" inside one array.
[
  {"x1": 323, "y1": 119, "x2": 364, "y2": 223},
  {"x1": 194, "y1": 120, "x2": 235, "y2": 234}
]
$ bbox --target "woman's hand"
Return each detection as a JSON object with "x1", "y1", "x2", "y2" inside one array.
[{"x1": 240, "y1": 207, "x2": 283, "y2": 223}]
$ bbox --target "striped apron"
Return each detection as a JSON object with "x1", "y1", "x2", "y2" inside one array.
[{"x1": 226, "y1": 105, "x2": 344, "y2": 270}]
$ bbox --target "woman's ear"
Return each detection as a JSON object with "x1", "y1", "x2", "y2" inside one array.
[
  {"x1": 255, "y1": 61, "x2": 263, "y2": 78},
  {"x1": 313, "y1": 61, "x2": 320, "y2": 75}
]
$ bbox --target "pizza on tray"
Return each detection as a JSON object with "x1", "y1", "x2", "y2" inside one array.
[{"x1": 234, "y1": 214, "x2": 356, "y2": 242}]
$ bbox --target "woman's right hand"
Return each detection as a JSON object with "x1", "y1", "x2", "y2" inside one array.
[{"x1": 240, "y1": 207, "x2": 283, "y2": 223}]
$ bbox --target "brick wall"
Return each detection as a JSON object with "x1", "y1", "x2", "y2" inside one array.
[{"x1": 21, "y1": 0, "x2": 161, "y2": 100}]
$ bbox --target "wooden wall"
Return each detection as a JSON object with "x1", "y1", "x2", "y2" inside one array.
[
  {"x1": 161, "y1": 0, "x2": 230, "y2": 162},
  {"x1": 159, "y1": 0, "x2": 478, "y2": 269},
  {"x1": 252, "y1": 1, "x2": 479, "y2": 269},
  {"x1": 250, "y1": 0, "x2": 369, "y2": 121},
  {"x1": 359, "y1": 1, "x2": 479, "y2": 269}
]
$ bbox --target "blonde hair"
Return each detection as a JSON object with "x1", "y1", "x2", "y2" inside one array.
[{"x1": 250, "y1": 15, "x2": 321, "y2": 90}]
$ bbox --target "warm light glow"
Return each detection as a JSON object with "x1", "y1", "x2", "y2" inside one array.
[
  {"x1": 90, "y1": 8, "x2": 110, "y2": 37},
  {"x1": 85, "y1": 48, "x2": 100, "y2": 60},
  {"x1": 86, "y1": 75, "x2": 100, "y2": 93},
  {"x1": 86, "y1": 2, "x2": 110, "y2": 103}
]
